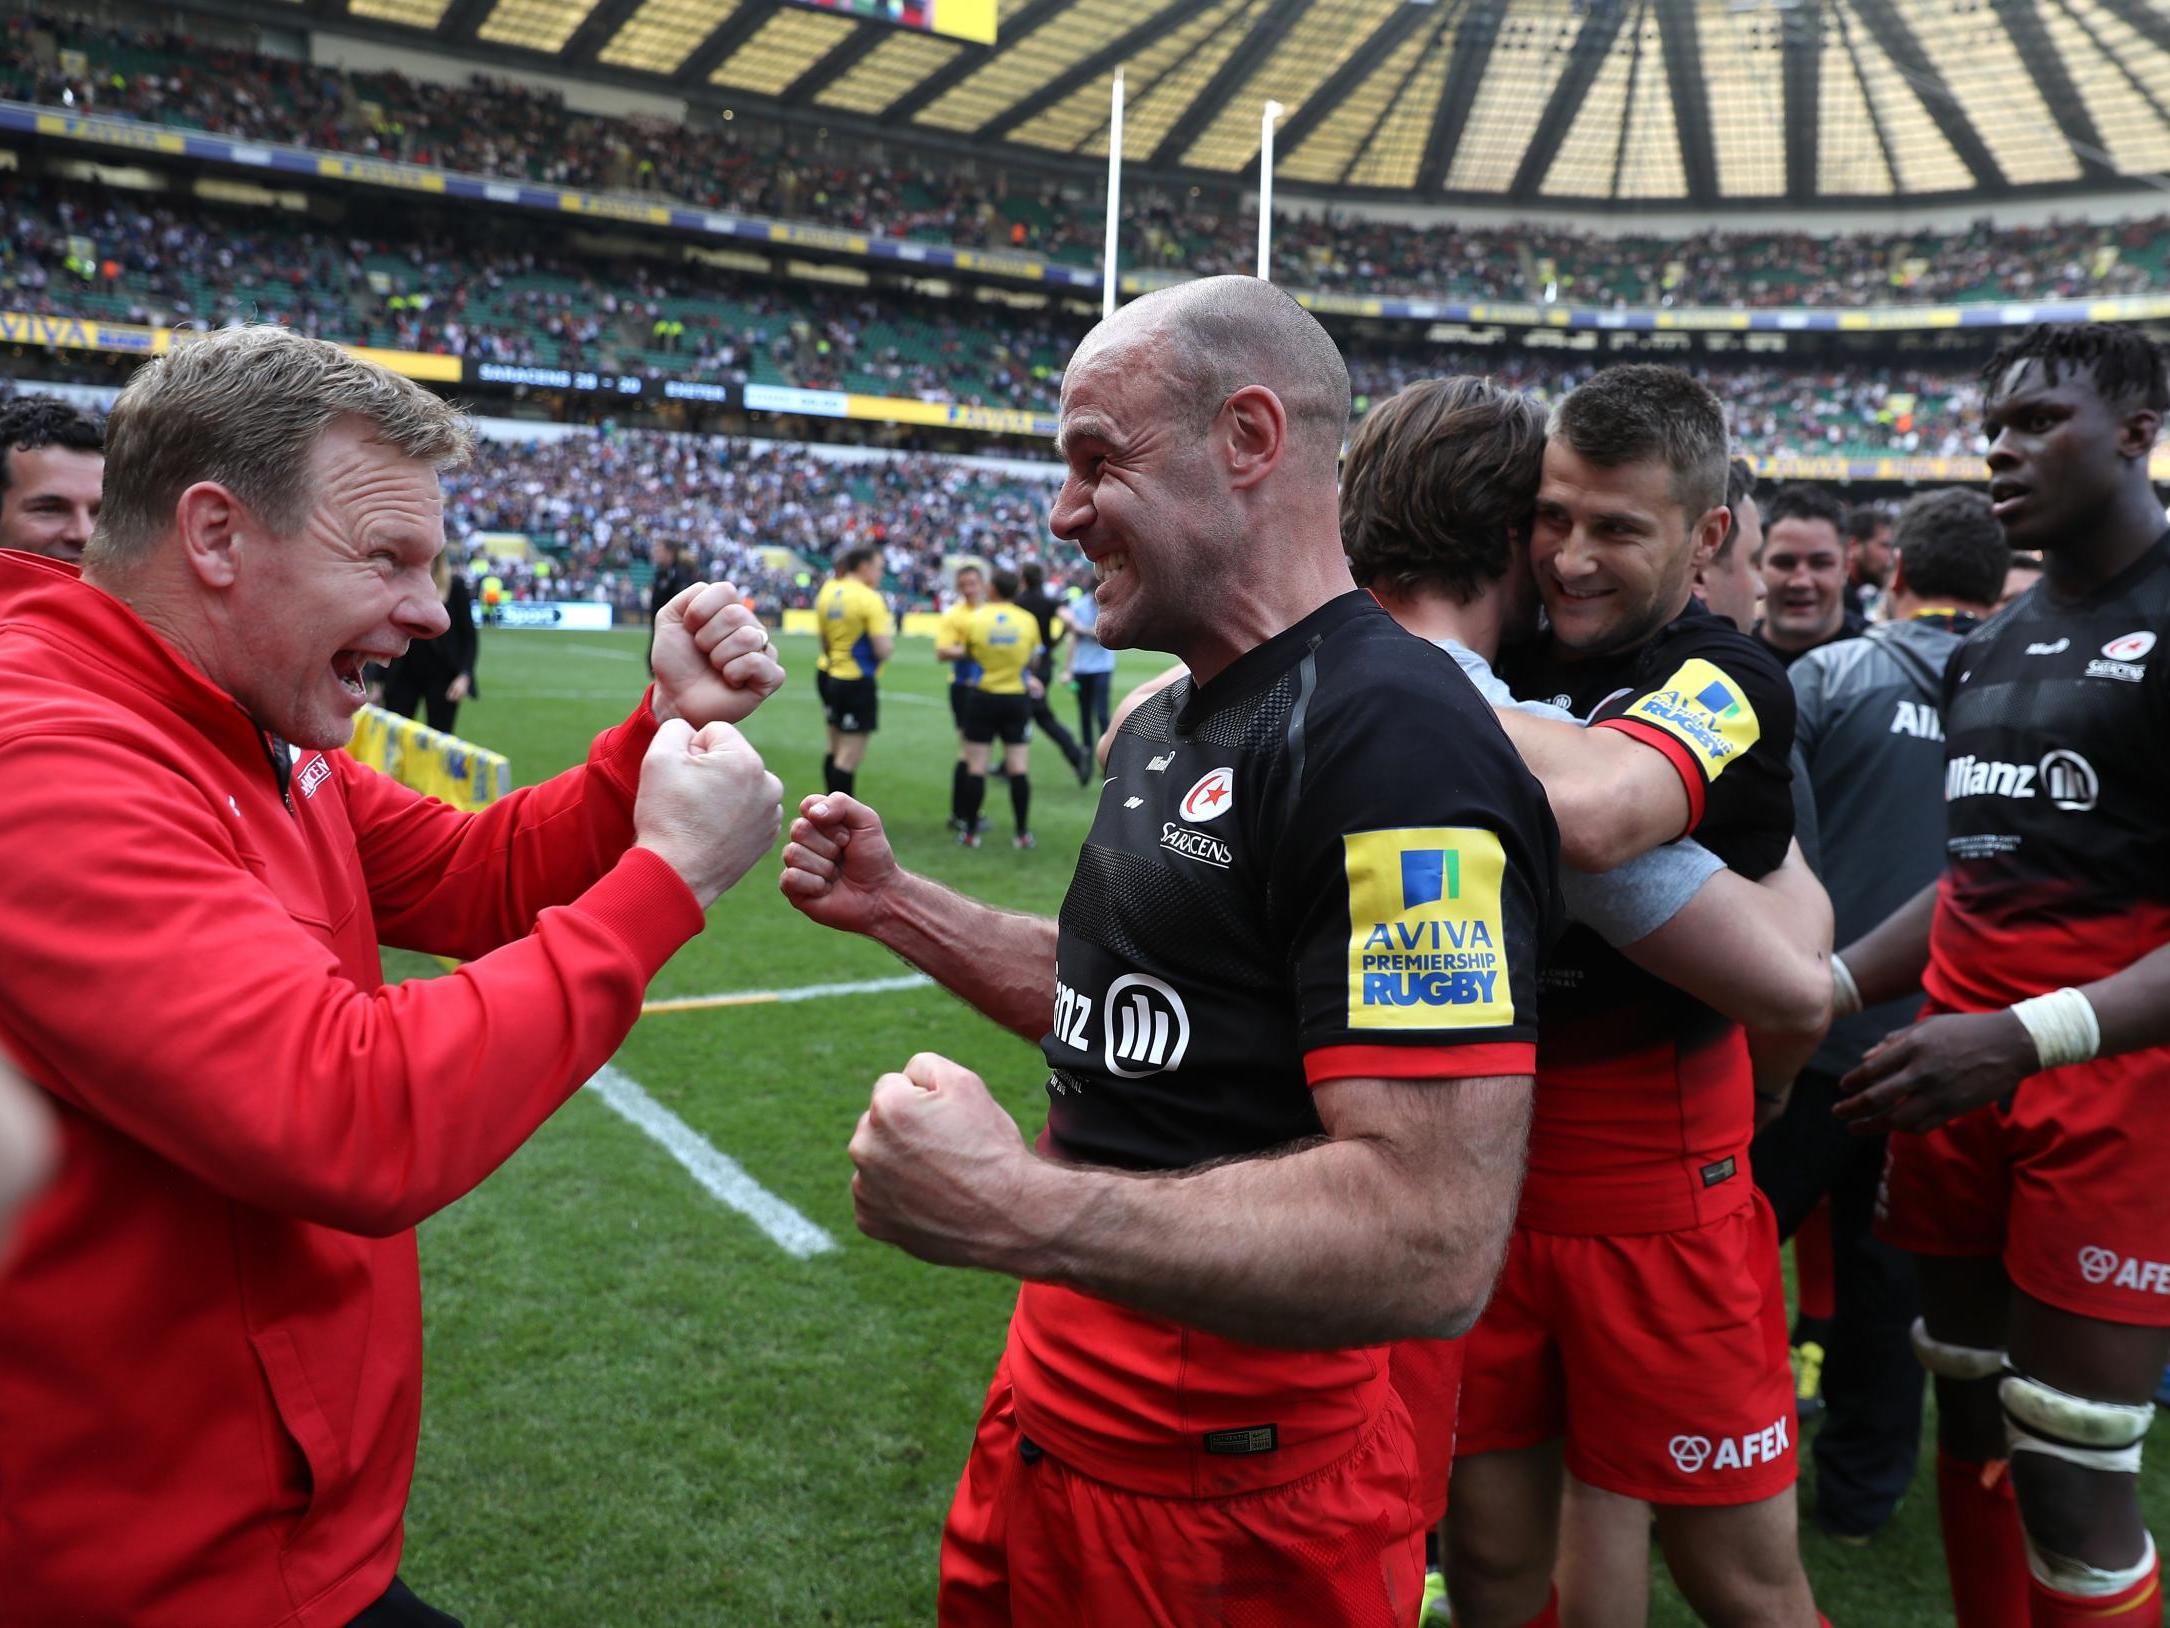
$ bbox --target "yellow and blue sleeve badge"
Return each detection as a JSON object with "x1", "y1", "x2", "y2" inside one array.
[
  {"x1": 1345, "y1": 827, "x2": 1513, "y2": 1030},
  {"x1": 1620, "y1": 658, "x2": 1761, "y2": 782}
]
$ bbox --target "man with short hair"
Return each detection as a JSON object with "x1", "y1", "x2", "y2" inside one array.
[
  {"x1": 936, "y1": 560, "x2": 989, "y2": 833},
  {"x1": 1838, "y1": 323, "x2": 2170, "y2": 1628},
  {"x1": 1694, "y1": 457, "x2": 1766, "y2": 635},
  {"x1": 1341, "y1": 375, "x2": 1833, "y2": 1625},
  {"x1": 1757, "y1": 483, "x2": 1865, "y2": 667},
  {"x1": 0, "y1": 326, "x2": 786, "y2": 1626},
  {"x1": 1461, "y1": 366, "x2": 1825, "y2": 1628},
  {"x1": 0, "y1": 394, "x2": 104, "y2": 563},
  {"x1": 782, "y1": 276, "x2": 1558, "y2": 1625},
  {"x1": 1845, "y1": 503, "x2": 1896, "y2": 621},
  {"x1": 814, "y1": 544, "x2": 894, "y2": 797},
  {"x1": 956, "y1": 568, "x2": 1042, "y2": 850},
  {"x1": 1753, "y1": 484, "x2": 2009, "y2": 1547}
]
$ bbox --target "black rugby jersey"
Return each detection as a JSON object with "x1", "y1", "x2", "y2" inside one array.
[
  {"x1": 1042, "y1": 591, "x2": 1559, "y2": 1173},
  {"x1": 1928, "y1": 530, "x2": 2170, "y2": 1014},
  {"x1": 1501, "y1": 601, "x2": 1798, "y2": 1232}
]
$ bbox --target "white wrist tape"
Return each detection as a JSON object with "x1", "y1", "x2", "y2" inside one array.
[
  {"x1": 2010, "y1": 987, "x2": 2101, "y2": 1071},
  {"x1": 1830, "y1": 955, "x2": 1863, "y2": 1019}
]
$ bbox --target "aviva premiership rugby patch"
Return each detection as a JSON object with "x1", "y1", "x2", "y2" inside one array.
[
  {"x1": 1621, "y1": 659, "x2": 1760, "y2": 781},
  {"x1": 1345, "y1": 827, "x2": 1512, "y2": 1030}
]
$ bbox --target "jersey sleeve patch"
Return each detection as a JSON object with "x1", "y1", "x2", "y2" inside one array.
[
  {"x1": 1344, "y1": 827, "x2": 1513, "y2": 1031},
  {"x1": 1616, "y1": 658, "x2": 1761, "y2": 785}
]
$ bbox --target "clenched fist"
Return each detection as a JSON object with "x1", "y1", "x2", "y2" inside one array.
[
  {"x1": 634, "y1": 717, "x2": 785, "y2": 909},
  {"x1": 651, "y1": 581, "x2": 785, "y2": 727}
]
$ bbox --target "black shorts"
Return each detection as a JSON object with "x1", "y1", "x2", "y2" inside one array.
[
  {"x1": 963, "y1": 691, "x2": 1033, "y2": 747},
  {"x1": 825, "y1": 675, "x2": 879, "y2": 734},
  {"x1": 949, "y1": 684, "x2": 972, "y2": 730},
  {"x1": 816, "y1": 670, "x2": 834, "y2": 708}
]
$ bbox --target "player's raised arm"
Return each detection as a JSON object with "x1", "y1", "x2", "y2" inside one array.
[{"x1": 779, "y1": 793, "x2": 1057, "y2": 1040}]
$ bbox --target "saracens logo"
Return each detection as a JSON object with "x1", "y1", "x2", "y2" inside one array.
[
  {"x1": 1180, "y1": 767, "x2": 1235, "y2": 823},
  {"x1": 2104, "y1": 631, "x2": 2158, "y2": 662}
]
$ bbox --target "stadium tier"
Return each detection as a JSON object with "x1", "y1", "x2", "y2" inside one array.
[{"x1": 8, "y1": 14, "x2": 2170, "y2": 315}]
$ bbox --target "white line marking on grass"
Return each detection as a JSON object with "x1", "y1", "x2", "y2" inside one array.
[
  {"x1": 584, "y1": 1064, "x2": 836, "y2": 1258},
  {"x1": 641, "y1": 972, "x2": 932, "y2": 1015},
  {"x1": 883, "y1": 691, "x2": 938, "y2": 706},
  {"x1": 551, "y1": 643, "x2": 645, "y2": 663}
]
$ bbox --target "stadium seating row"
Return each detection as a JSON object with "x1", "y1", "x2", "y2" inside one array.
[{"x1": 8, "y1": 11, "x2": 2168, "y2": 312}]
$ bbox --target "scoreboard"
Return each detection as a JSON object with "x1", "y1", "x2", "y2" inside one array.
[{"x1": 787, "y1": 0, "x2": 996, "y2": 45}]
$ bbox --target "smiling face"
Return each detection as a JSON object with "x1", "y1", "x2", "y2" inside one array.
[
  {"x1": 1049, "y1": 328, "x2": 1237, "y2": 657},
  {"x1": 0, "y1": 446, "x2": 103, "y2": 563},
  {"x1": 1530, "y1": 441, "x2": 1717, "y2": 657},
  {"x1": 216, "y1": 419, "x2": 452, "y2": 748},
  {"x1": 1983, "y1": 359, "x2": 2145, "y2": 554},
  {"x1": 1758, "y1": 515, "x2": 1848, "y2": 649}
]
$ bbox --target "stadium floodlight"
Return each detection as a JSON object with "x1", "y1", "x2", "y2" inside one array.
[
  {"x1": 1257, "y1": 101, "x2": 1285, "y2": 283},
  {"x1": 1104, "y1": 69, "x2": 1125, "y2": 321}
]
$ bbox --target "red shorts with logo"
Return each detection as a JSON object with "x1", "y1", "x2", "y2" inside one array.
[
  {"x1": 939, "y1": 1356, "x2": 1427, "y2": 1628},
  {"x1": 1455, "y1": 1191, "x2": 1795, "y2": 1506},
  {"x1": 1387, "y1": 1339, "x2": 1463, "y2": 1528},
  {"x1": 1876, "y1": 1022, "x2": 2170, "y2": 1327}
]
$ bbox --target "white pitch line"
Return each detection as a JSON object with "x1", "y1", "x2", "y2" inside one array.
[
  {"x1": 583, "y1": 1064, "x2": 836, "y2": 1258},
  {"x1": 640, "y1": 972, "x2": 932, "y2": 1015}
]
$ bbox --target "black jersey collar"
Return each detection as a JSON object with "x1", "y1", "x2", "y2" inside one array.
[{"x1": 1173, "y1": 589, "x2": 1378, "y2": 736}]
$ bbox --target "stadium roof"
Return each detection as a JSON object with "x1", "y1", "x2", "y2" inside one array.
[{"x1": 261, "y1": 0, "x2": 2170, "y2": 208}]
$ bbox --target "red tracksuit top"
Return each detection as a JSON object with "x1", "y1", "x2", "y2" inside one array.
[{"x1": 0, "y1": 551, "x2": 705, "y2": 1625}]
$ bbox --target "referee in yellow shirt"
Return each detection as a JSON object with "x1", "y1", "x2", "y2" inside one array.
[
  {"x1": 935, "y1": 561, "x2": 988, "y2": 833},
  {"x1": 958, "y1": 568, "x2": 1043, "y2": 849},
  {"x1": 815, "y1": 546, "x2": 895, "y2": 798}
]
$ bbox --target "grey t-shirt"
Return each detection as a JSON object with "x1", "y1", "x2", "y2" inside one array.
[
  {"x1": 1789, "y1": 615, "x2": 1971, "y2": 1075},
  {"x1": 1442, "y1": 640, "x2": 1724, "y2": 946}
]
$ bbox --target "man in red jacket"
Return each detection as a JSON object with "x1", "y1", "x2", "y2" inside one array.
[{"x1": 0, "y1": 326, "x2": 787, "y2": 1627}]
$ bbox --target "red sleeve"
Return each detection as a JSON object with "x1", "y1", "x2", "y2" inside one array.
[
  {"x1": 0, "y1": 726, "x2": 703, "y2": 1238},
  {"x1": 1303, "y1": 1043, "x2": 1536, "y2": 1088},
  {"x1": 1591, "y1": 715, "x2": 1707, "y2": 832},
  {"x1": 348, "y1": 698, "x2": 659, "y2": 960}
]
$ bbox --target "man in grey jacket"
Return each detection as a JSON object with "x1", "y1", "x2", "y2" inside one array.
[{"x1": 1751, "y1": 485, "x2": 2010, "y2": 1541}]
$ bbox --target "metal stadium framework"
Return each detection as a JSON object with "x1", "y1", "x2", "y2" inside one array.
[{"x1": 156, "y1": 0, "x2": 2170, "y2": 210}]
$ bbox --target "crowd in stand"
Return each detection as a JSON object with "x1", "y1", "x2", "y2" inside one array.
[
  {"x1": 444, "y1": 431, "x2": 1064, "y2": 618},
  {"x1": 3, "y1": 180, "x2": 1995, "y2": 459},
  {"x1": 8, "y1": 12, "x2": 2168, "y2": 311}
]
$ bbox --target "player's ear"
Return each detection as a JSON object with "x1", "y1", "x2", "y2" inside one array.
[
  {"x1": 1689, "y1": 504, "x2": 1729, "y2": 572},
  {"x1": 1220, "y1": 385, "x2": 1288, "y2": 491},
  {"x1": 2118, "y1": 403, "x2": 2163, "y2": 460}
]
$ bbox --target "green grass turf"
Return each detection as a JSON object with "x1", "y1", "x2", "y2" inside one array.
[{"x1": 393, "y1": 626, "x2": 2165, "y2": 1626}]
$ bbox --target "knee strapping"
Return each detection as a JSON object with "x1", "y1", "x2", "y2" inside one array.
[
  {"x1": 2021, "y1": 1527, "x2": 2157, "y2": 1599},
  {"x1": 1910, "y1": 1318, "x2": 2005, "y2": 1381},
  {"x1": 2000, "y1": 1368, "x2": 2155, "y2": 1477}
]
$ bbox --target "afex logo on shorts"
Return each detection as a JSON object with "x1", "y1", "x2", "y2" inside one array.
[
  {"x1": 2078, "y1": 1246, "x2": 2170, "y2": 1293},
  {"x1": 1668, "y1": 1415, "x2": 1790, "y2": 1475}
]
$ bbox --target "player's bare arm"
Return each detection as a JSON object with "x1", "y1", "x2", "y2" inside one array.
[
  {"x1": 1623, "y1": 838, "x2": 1833, "y2": 1036},
  {"x1": 1832, "y1": 877, "x2": 1936, "y2": 1011},
  {"x1": 1491, "y1": 709, "x2": 1693, "y2": 873},
  {"x1": 779, "y1": 793, "x2": 1057, "y2": 1040},
  {"x1": 1839, "y1": 938, "x2": 2170, "y2": 1135},
  {"x1": 850, "y1": 1054, "x2": 1532, "y2": 1348}
]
